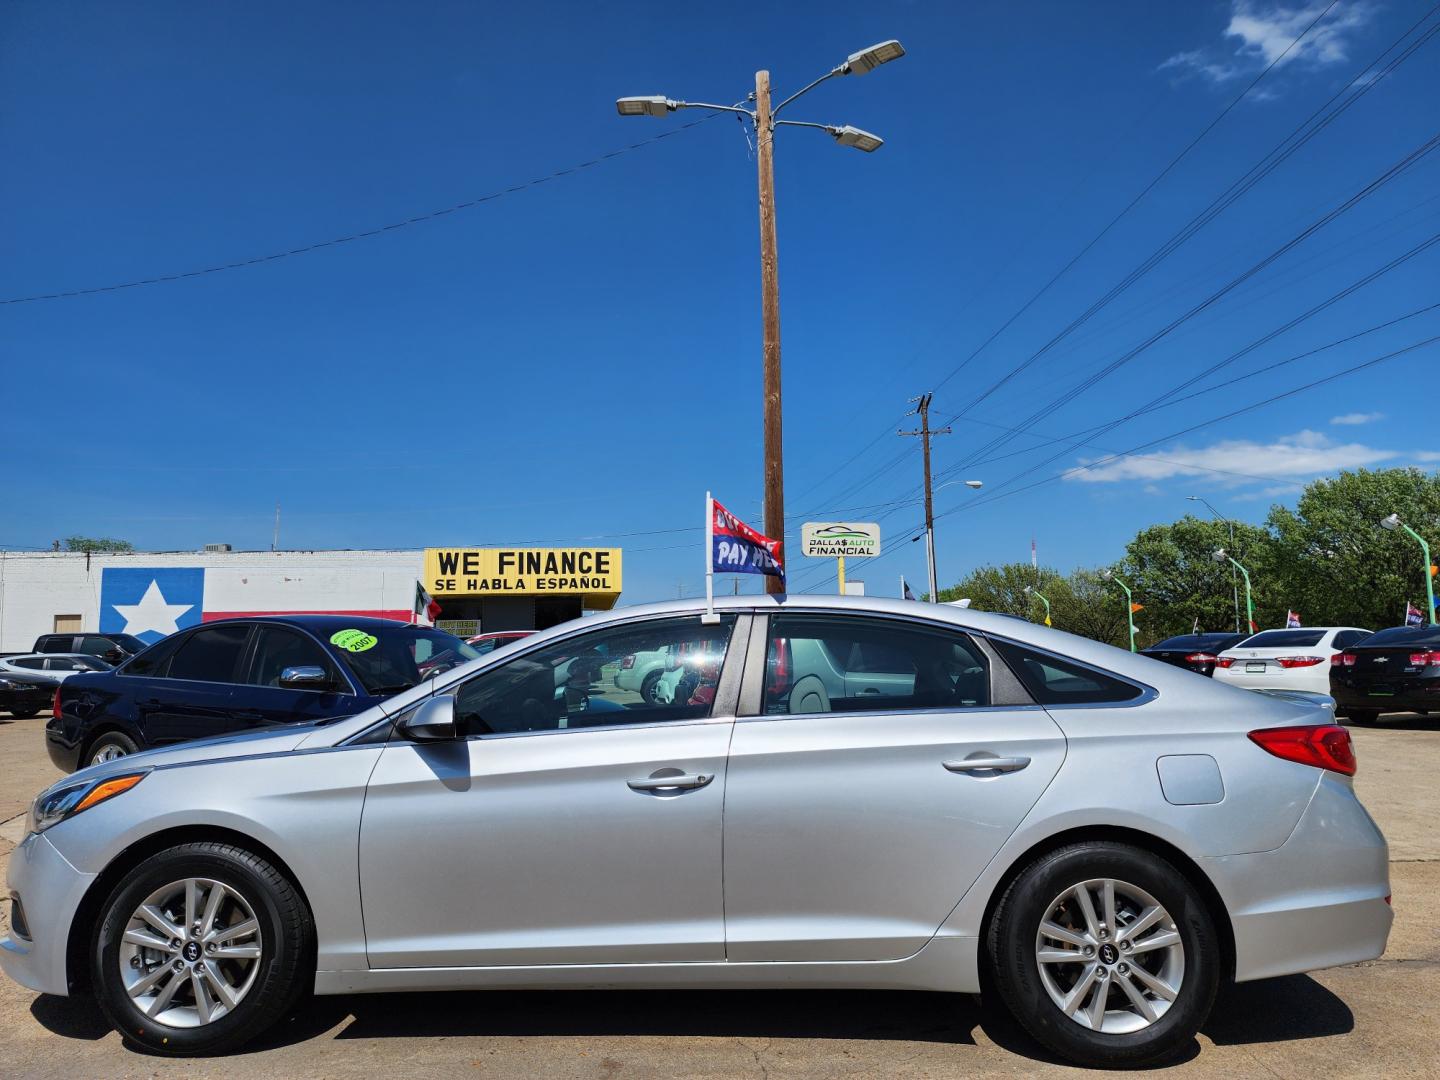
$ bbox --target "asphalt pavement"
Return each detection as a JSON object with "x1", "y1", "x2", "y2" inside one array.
[{"x1": 0, "y1": 712, "x2": 1436, "y2": 1079}]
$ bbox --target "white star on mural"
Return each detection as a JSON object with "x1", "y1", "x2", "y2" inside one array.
[{"x1": 112, "y1": 579, "x2": 194, "y2": 637}]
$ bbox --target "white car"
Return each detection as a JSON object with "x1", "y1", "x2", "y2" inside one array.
[
  {"x1": 1214, "y1": 626, "x2": 1371, "y2": 695},
  {"x1": 0, "y1": 653, "x2": 112, "y2": 686},
  {"x1": 613, "y1": 646, "x2": 674, "y2": 703}
]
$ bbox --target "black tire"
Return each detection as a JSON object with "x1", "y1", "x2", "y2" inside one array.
[
  {"x1": 92, "y1": 841, "x2": 313, "y2": 1056},
  {"x1": 84, "y1": 731, "x2": 140, "y2": 768},
  {"x1": 986, "y1": 841, "x2": 1219, "y2": 1069},
  {"x1": 8, "y1": 709, "x2": 39, "y2": 720},
  {"x1": 639, "y1": 668, "x2": 664, "y2": 705},
  {"x1": 1342, "y1": 710, "x2": 1380, "y2": 725}
]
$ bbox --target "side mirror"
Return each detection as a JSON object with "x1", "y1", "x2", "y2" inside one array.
[
  {"x1": 104, "y1": 649, "x2": 125, "y2": 664},
  {"x1": 279, "y1": 665, "x2": 332, "y2": 690},
  {"x1": 401, "y1": 694, "x2": 458, "y2": 741}
]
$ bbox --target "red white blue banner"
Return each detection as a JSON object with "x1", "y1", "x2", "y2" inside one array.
[{"x1": 710, "y1": 497, "x2": 784, "y2": 584}]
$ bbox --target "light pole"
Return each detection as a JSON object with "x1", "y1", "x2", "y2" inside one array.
[
  {"x1": 1212, "y1": 549, "x2": 1256, "y2": 634},
  {"x1": 1187, "y1": 495, "x2": 1240, "y2": 634},
  {"x1": 1381, "y1": 513, "x2": 1437, "y2": 626},
  {"x1": 618, "y1": 40, "x2": 905, "y2": 594},
  {"x1": 907, "y1": 477, "x2": 983, "y2": 601},
  {"x1": 1023, "y1": 584, "x2": 1052, "y2": 627},
  {"x1": 1101, "y1": 569, "x2": 1138, "y2": 652}
]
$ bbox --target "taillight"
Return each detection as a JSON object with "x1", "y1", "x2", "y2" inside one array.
[
  {"x1": 1333, "y1": 652, "x2": 1357, "y2": 666},
  {"x1": 1215, "y1": 657, "x2": 1236, "y2": 669},
  {"x1": 1275, "y1": 655, "x2": 1324, "y2": 668},
  {"x1": 1185, "y1": 652, "x2": 1217, "y2": 664},
  {"x1": 620, "y1": 655, "x2": 635, "y2": 670},
  {"x1": 52, "y1": 686, "x2": 62, "y2": 720},
  {"x1": 1248, "y1": 724, "x2": 1357, "y2": 776},
  {"x1": 1408, "y1": 651, "x2": 1440, "y2": 666},
  {"x1": 766, "y1": 637, "x2": 791, "y2": 697}
]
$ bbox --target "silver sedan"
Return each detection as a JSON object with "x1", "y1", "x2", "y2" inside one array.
[{"x1": 0, "y1": 596, "x2": 1390, "y2": 1067}]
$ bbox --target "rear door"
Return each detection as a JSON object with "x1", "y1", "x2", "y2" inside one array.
[
  {"x1": 136, "y1": 624, "x2": 251, "y2": 745},
  {"x1": 723, "y1": 611, "x2": 1066, "y2": 963},
  {"x1": 234, "y1": 624, "x2": 363, "y2": 728}
]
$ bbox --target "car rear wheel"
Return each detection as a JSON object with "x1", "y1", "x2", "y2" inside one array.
[
  {"x1": 1342, "y1": 710, "x2": 1381, "y2": 725},
  {"x1": 8, "y1": 709, "x2": 39, "y2": 720},
  {"x1": 987, "y1": 841, "x2": 1219, "y2": 1068},
  {"x1": 639, "y1": 668, "x2": 664, "y2": 705},
  {"x1": 86, "y1": 732, "x2": 139, "y2": 767},
  {"x1": 92, "y1": 841, "x2": 313, "y2": 1055}
]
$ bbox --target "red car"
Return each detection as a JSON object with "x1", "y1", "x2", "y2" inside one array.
[{"x1": 465, "y1": 630, "x2": 535, "y2": 656}]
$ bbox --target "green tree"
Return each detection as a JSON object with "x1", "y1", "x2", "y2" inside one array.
[
  {"x1": 1266, "y1": 468, "x2": 1440, "y2": 628},
  {"x1": 938, "y1": 563, "x2": 1131, "y2": 648},
  {"x1": 1117, "y1": 516, "x2": 1276, "y2": 641},
  {"x1": 1056, "y1": 568, "x2": 1132, "y2": 648},
  {"x1": 936, "y1": 562, "x2": 1063, "y2": 618},
  {"x1": 63, "y1": 536, "x2": 134, "y2": 553}
]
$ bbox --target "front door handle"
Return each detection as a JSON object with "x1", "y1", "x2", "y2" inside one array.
[
  {"x1": 627, "y1": 773, "x2": 713, "y2": 792},
  {"x1": 943, "y1": 756, "x2": 1031, "y2": 774}
]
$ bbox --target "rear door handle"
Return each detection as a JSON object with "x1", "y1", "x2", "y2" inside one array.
[
  {"x1": 627, "y1": 773, "x2": 713, "y2": 792},
  {"x1": 943, "y1": 756, "x2": 1031, "y2": 774}
]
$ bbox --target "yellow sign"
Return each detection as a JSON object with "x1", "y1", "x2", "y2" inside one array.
[{"x1": 423, "y1": 547, "x2": 622, "y2": 609}]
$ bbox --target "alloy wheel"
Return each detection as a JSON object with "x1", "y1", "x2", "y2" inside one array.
[
  {"x1": 116, "y1": 878, "x2": 264, "y2": 1027},
  {"x1": 91, "y1": 745, "x2": 128, "y2": 765},
  {"x1": 1034, "y1": 877, "x2": 1185, "y2": 1034}
]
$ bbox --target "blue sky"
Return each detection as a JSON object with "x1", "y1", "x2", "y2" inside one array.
[{"x1": 3, "y1": 1, "x2": 1437, "y2": 603}]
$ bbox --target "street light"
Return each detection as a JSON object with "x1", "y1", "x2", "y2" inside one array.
[
  {"x1": 1212, "y1": 548, "x2": 1256, "y2": 634},
  {"x1": 1380, "y1": 513, "x2": 1437, "y2": 626},
  {"x1": 1023, "y1": 584, "x2": 1052, "y2": 627},
  {"x1": 1100, "y1": 569, "x2": 1139, "y2": 652},
  {"x1": 1187, "y1": 495, "x2": 1240, "y2": 634},
  {"x1": 617, "y1": 41, "x2": 904, "y2": 593}
]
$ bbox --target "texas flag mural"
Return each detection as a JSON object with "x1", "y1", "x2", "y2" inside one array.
[
  {"x1": 709, "y1": 496, "x2": 784, "y2": 585},
  {"x1": 99, "y1": 566, "x2": 412, "y2": 645}
]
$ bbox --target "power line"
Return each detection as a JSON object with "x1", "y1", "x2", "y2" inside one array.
[{"x1": 0, "y1": 117, "x2": 718, "y2": 306}]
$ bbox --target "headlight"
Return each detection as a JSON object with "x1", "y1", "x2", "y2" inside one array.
[{"x1": 28, "y1": 772, "x2": 147, "y2": 835}]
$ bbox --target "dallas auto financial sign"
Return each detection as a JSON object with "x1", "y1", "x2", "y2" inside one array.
[{"x1": 800, "y1": 522, "x2": 882, "y2": 559}]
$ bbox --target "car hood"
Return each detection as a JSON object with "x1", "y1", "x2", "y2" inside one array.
[{"x1": 64, "y1": 722, "x2": 341, "y2": 787}]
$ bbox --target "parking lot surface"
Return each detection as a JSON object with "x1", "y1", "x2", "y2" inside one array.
[{"x1": 1, "y1": 713, "x2": 1437, "y2": 1079}]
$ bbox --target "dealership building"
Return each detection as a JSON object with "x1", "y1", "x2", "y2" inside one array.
[{"x1": 0, "y1": 546, "x2": 623, "y2": 651}]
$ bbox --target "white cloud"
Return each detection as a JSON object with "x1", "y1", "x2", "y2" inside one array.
[
  {"x1": 1415, "y1": 451, "x2": 1440, "y2": 463},
  {"x1": 1161, "y1": 2, "x2": 1374, "y2": 87},
  {"x1": 1065, "y1": 429, "x2": 1396, "y2": 485},
  {"x1": 1330, "y1": 411, "x2": 1385, "y2": 425}
]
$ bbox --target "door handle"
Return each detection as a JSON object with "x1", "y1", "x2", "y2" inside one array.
[
  {"x1": 627, "y1": 773, "x2": 713, "y2": 792},
  {"x1": 943, "y1": 756, "x2": 1031, "y2": 774}
]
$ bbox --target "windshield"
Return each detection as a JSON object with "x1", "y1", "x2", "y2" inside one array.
[
  {"x1": 333, "y1": 626, "x2": 481, "y2": 694},
  {"x1": 1358, "y1": 625, "x2": 1440, "y2": 648},
  {"x1": 1237, "y1": 629, "x2": 1326, "y2": 648}
]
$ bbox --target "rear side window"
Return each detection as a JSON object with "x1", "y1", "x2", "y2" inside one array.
[
  {"x1": 38, "y1": 636, "x2": 71, "y2": 653},
  {"x1": 166, "y1": 625, "x2": 251, "y2": 684},
  {"x1": 764, "y1": 614, "x2": 990, "y2": 716},
  {"x1": 122, "y1": 634, "x2": 186, "y2": 677},
  {"x1": 12, "y1": 657, "x2": 45, "y2": 669},
  {"x1": 990, "y1": 640, "x2": 1143, "y2": 706},
  {"x1": 1332, "y1": 630, "x2": 1371, "y2": 649}
]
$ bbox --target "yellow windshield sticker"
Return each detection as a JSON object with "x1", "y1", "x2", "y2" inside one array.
[{"x1": 330, "y1": 629, "x2": 378, "y2": 653}]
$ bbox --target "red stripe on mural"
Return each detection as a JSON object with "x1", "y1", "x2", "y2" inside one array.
[{"x1": 202, "y1": 609, "x2": 413, "y2": 623}]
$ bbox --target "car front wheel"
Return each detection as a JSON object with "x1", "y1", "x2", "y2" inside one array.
[
  {"x1": 987, "y1": 841, "x2": 1219, "y2": 1068},
  {"x1": 92, "y1": 841, "x2": 313, "y2": 1055}
]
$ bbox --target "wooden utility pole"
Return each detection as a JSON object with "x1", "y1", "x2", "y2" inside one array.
[
  {"x1": 755, "y1": 70, "x2": 786, "y2": 594},
  {"x1": 899, "y1": 394, "x2": 950, "y2": 602}
]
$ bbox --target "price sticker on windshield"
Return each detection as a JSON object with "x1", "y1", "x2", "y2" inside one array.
[{"x1": 330, "y1": 629, "x2": 379, "y2": 653}]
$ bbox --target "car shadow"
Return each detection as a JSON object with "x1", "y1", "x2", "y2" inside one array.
[{"x1": 28, "y1": 974, "x2": 1352, "y2": 1065}]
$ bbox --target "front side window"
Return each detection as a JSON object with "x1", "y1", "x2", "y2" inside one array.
[
  {"x1": 166, "y1": 624, "x2": 252, "y2": 684},
  {"x1": 990, "y1": 639, "x2": 1144, "y2": 706},
  {"x1": 247, "y1": 627, "x2": 339, "y2": 689},
  {"x1": 45, "y1": 658, "x2": 80, "y2": 671},
  {"x1": 763, "y1": 614, "x2": 990, "y2": 716},
  {"x1": 453, "y1": 615, "x2": 736, "y2": 736}
]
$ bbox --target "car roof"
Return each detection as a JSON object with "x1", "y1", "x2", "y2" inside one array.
[
  {"x1": 201, "y1": 614, "x2": 420, "y2": 632},
  {"x1": 4, "y1": 652, "x2": 104, "y2": 661}
]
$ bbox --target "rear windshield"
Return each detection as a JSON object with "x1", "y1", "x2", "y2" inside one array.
[
  {"x1": 1237, "y1": 630, "x2": 1326, "y2": 648},
  {"x1": 1356, "y1": 625, "x2": 1440, "y2": 648},
  {"x1": 1149, "y1": 634, "x2": 1236, "y2": 651}
]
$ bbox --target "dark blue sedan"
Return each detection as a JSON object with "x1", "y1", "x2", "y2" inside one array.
[{"x1": 47, "y1": 615, "x2": 480, "y2": 771}]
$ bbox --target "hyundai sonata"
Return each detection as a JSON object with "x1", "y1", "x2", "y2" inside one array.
[{"x1": 0, "y1": 596, "x2": 1390, "y2": 1067}]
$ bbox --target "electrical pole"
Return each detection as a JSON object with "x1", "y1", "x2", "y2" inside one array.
[
  {"x1": 900, "y1": 393, "x2": 950, "y2": 602},
  {"x1": 272, "y1": 503, "x2": 281, "y2": 552},
  {"x1": 755, "y1": 70, "x2": 786, "y2": 594}
]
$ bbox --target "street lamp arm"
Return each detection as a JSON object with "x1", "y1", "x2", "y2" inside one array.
[
  {"x1": 674, "y1": 101, "x2": 756, "y2": 118},
  {"x1": 771, "y1": 68, "x2": 843, "y2": 116}
]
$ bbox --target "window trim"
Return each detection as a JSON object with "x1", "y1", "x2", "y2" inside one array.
[{"x1": 738, "y1": 610, "x2": 1026, "y2": 722}]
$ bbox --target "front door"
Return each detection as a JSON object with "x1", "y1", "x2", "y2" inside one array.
[
  {"x1": 236, "y1": 624, "x2": 364, "y2": 728},
  {"x1": 359, "y1": 612, "x2": 747, "y2": 968},
  {"x1": 723, "y1": 612, "x2": 1067, "y2": 962}
]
